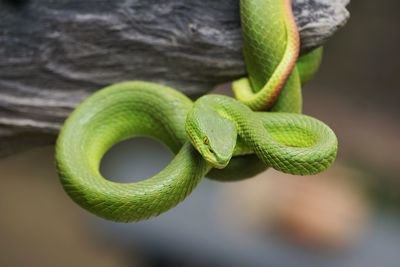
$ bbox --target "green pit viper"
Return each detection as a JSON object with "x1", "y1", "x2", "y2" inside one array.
[{"x1": 56, "y1": 0, "x2": 338, "y2": 222}]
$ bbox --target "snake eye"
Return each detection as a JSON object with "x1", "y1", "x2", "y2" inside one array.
[{"x1": 203, "y1": 136, "x2": 209, "y2": 145}]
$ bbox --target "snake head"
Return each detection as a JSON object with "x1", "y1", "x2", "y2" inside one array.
[{"x1": 185, "y1": 101, "x2": 237, "y2": 169}]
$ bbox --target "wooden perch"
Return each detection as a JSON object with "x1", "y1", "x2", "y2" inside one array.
[{"x1": 0, "y1": 0, "x2": 350, "y2": 156}]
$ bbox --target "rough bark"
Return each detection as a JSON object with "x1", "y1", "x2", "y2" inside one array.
[{"x1": 0, "y1": 0, "x2": 350, "y2": 156}]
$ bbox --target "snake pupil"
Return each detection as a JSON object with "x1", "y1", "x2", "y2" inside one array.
[{"x1": 203, "y1": 136, "x2": 209, "y2": 145}]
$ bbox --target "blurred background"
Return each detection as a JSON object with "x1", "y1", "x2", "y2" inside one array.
[{"x1": 1, "y1": 0, "x2": 400, "y2": 266}]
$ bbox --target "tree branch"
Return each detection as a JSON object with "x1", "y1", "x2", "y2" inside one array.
[{"x1": 0, "y1": 0, "x2": 350, "y2": 156}]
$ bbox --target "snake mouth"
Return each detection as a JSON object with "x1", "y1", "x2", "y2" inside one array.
[
  {"x1": 202, "y1": 149, "x2": 230, "y2": 169},
  {"x1": 208, "y1": 159, "x2": 228, "y2": 169},
  {"x1": 206, "y1": 158, "x2": 229, "y2": 169},
  {"x1": 190, "y1": 137, "x2": 230, "y2": 169}
]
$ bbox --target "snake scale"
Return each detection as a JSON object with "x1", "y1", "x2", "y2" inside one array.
[{"x1": 56, "y1": 0, "x2": 338, "y2": 222}]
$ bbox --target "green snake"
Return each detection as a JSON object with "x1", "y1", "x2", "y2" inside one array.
[{"x1": 55, "y1": 0, "x2": 338, "y2": 222}]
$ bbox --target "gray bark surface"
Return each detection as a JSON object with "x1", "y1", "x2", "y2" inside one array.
[{"x1": 0, "y1": 0, "x2": 350, "y2": 156}]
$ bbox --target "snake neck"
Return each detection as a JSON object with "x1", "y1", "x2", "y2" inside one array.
[{"x1": 233, "y1": 0, "x2": 300, "y2": 111}]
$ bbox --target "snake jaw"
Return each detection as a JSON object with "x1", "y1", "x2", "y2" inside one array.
[
  {"x1": 203, "y1": 148, "x2": 231, "y2": 169},
  {"x1": 195, "y1": 137, "x2": 234, "y2": 169},
  {"x1": 186, "y1": 131, "x2": 231, "y2": 169}
]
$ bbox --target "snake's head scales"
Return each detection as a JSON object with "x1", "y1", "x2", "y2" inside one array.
[{"x1": 185, "y1": 99, "x2": 237, "y2": 169}]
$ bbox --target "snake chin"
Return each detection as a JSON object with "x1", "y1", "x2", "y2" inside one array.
[
  {"x1": 187, "y1": 133, "x2": 230, "y2": 169},
  {"x1": 203, "y1": 150, "x2": 230, "y2": 169}
]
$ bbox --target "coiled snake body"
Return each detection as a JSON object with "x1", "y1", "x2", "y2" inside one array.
[{"x1": 56, "y1": 0, "x2": 338, "y2": 222}]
